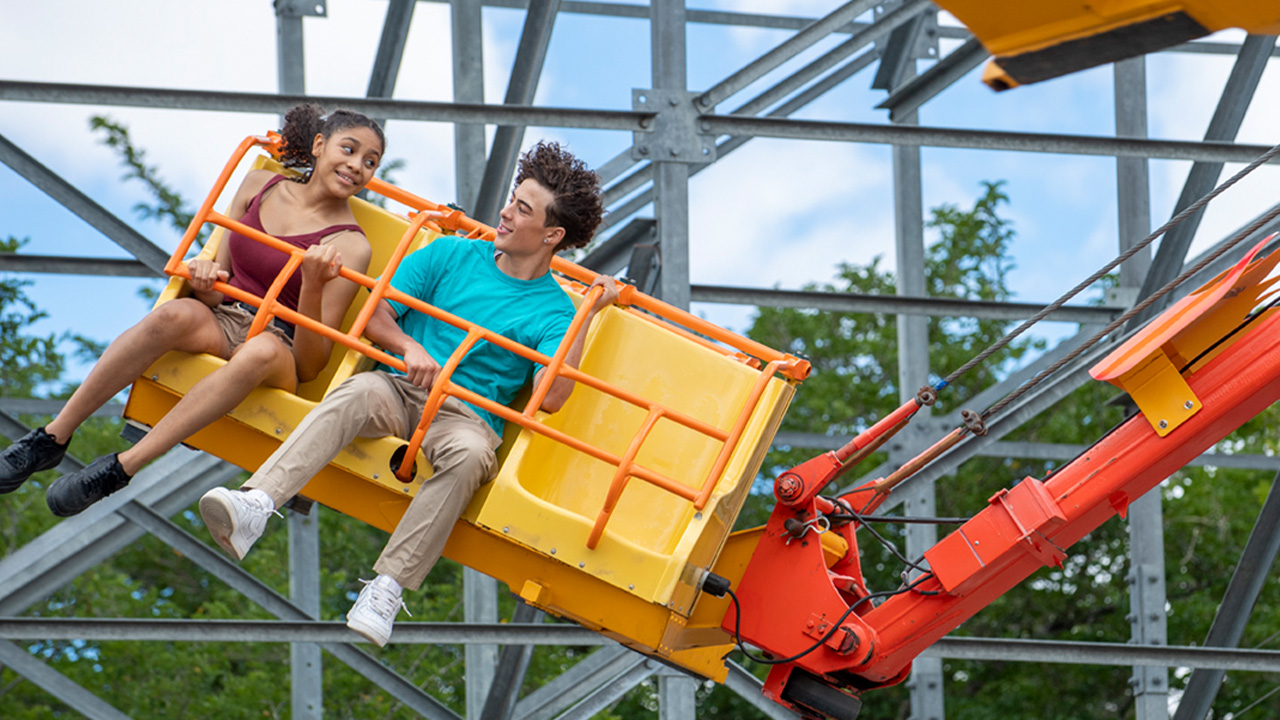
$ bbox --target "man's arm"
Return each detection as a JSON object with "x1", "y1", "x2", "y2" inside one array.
[
  {"x1": 365, "y1": 299, "x2": 441, "y2": 389},
  {"x1": 535, "y1": 275, "x2": 619, "y2": 413}
]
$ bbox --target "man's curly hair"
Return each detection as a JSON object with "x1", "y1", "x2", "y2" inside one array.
[{"x1": 513, "y1": 141, "x2": 604, "y2": 251}]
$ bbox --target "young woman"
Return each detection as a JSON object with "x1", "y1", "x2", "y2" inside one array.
[{"x1": 0, "y1": 104, "x2": 385, "y2": 516}]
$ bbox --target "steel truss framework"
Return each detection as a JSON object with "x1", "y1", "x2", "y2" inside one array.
[{"x1": 1, "y1": 1, "x2": 1279, "y2": 719}]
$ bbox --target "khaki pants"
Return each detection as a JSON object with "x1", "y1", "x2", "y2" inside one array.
[{"x1": 244, "y1": 371, "x2": 501, "y2": 590}]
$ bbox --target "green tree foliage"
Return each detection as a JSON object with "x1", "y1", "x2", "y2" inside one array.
[{"x1": 0, "y1": 237, "x2": 65, "y2": 398}]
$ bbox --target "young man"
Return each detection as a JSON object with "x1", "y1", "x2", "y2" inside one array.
[{"x1": 197, "y1": 141, "x2": 616, "y2": 646}]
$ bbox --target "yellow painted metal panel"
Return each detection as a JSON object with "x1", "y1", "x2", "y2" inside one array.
[
  {"x1": 937, "y1": 1, "x2": 1280, "y2": 56},
  {"x1": 467, "y1": 302, "x2": 795, "y2": 608},
  {"x1": 1113, "y1": 353, "x2": 1200, "y2": 436}
]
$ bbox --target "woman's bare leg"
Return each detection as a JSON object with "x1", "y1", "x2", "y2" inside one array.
[
  {"x1": 117, "y1": 333, "x2": 297, "y2": 475},
  {"x1": 46, "y1": 299, "x2": 229, "y2": 444}
]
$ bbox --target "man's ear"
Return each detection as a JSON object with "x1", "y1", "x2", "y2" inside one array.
[{"x1": 544, "y1": 226, "x2": 567, "y2": 247}]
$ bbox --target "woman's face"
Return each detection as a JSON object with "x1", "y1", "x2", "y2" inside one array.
[{"x1": 310, "y1": 125, "x2": 383, "y2": 198}]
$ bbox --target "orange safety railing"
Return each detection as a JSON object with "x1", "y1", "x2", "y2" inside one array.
[{"x1": 165, "y1": 135, "x2": 811, "y2": 550}]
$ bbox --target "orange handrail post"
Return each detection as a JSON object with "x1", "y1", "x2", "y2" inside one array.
[
  {"x1": 587, "y1": 406, "x2": 667, "y2": 549},
  {"x1": 346, "y1": 210, "x2": 438, "y2": 340},
  {"x1": 692, "y1": 359, "x2": 788, "y2": 509},
  {"x1": 524, "y1": 284, "x2": 607, "y2": 416},
  {"x1": 396, "y1": 329, "x2": 485, "y2": 481},
  {"x1": 247, "y1": 252, "x2": 304, "y2": 341},
  {"x1": 166, "y1": 136, "x2": 267, "y2": 275}
]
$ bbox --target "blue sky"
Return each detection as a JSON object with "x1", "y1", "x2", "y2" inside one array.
[{"x1": 2, "y1": 0, "x2": 1279, "y2": 386}]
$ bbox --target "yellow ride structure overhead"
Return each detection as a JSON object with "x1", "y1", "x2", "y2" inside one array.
[
  {"x1": 934, "y1": 0, "x2": 1280, "y2": 90},
  {"x1": 123, "y1": 134, "x2": 809, "y2": 681}
]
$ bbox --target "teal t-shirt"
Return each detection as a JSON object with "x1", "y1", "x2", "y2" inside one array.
[{"x1": 377, "y1": 236, "x2": 576, "y2": 435}]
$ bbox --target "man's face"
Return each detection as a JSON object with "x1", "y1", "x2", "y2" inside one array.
[{"x1": 495, "y1": 179, "x2": 563, "y2": 254}]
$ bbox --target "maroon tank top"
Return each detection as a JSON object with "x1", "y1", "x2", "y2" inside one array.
[{"x1": 224, "y1": 175, "x2": 363, "y2": 322}]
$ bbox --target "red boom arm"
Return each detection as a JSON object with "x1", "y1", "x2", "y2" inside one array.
[{"x1": 725, "y1": 241, "x2": 1280, "y2": 718}]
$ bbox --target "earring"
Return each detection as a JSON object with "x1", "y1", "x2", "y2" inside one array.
[{"x1": 543, "y1": 238, "x2": 552, "y2": 245}]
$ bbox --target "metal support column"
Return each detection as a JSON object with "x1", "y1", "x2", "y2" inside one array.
[
  {"x1": 1127, "y1": 490, "x2": 1170, "y2": 719},
  {"x1": 1113, "y1": 56, "x2": 1151, "y2": 304},
  {"x1": 366, "y1": 0, "x2": 415, "y2": 129},
  {"x1": 275, "y1": 3, "x2": 325, "y2": 714},
  {"x1": 464, "y1": 568, "x2": 499, "y2": 720},
  {"x1": 650, "y1": 0, "x2": 691, "y2": 310},
  {"x1": 451, "y1": 0, "x2": 485, "y2": 212},
  {"x1": 471, "y1": 0, "x2": 561, "y2": 224},
  {"x1": 1172, "y1": 470, "x2": 1280, "y2": 720},
  {"x1": 888, "y1": 33, "x2": 946, "y2": 719},
  {"x1": 480, "y1": 600, "x2": 545, "y2": 720},
  {"x1": 1115, "y1": 52, "x2": 1169, "y2": 720},
  {"x1": 658, "y1": 668, "x2": 698, "y2": 720},
  {"x1": 275, "y1": 0, "x2": 322, "y2": 102},
  {"x1": 1132, "y1": 34, "x2": 1274, "y2": 322},
  {"x1": 289, "y1": 508, "x2": 323, "y2": 720}
]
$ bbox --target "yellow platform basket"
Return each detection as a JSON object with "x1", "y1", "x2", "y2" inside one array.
[
  {"x1": 124, "y1": 137, "x2": 806, "y2": 681},
  {"x1": 934, "y1": 0, "x2": 1280, "y2": 89}
]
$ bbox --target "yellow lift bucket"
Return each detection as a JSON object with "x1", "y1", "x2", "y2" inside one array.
[
  {"x1": 123, "y1": 135, "x2": 809, "y2": 682},
  {"x1": 933, "y1": 0, "x2": 1280, "y2": 89}
]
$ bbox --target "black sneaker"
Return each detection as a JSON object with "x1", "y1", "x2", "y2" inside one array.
[
  {"x1": 0, "y1": 427, "x2": 69, "y2": 494},
  {"x1": 46, "y1": 454, "x2": 132, "y2": 517}
]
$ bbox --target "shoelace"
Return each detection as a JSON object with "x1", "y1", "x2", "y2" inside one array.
[
  {"x1": 9, "y1": 435, "x2": 52, "y2": 467},
  {"x1": 357, "y1": 578, "x2": 413, "y2": 618},
  {"x1": 85, "y1": 458, "x2": 129, "y2": 498},
  {"x1": 242, "y1": 493, "x2": 283, "y2": 521}
]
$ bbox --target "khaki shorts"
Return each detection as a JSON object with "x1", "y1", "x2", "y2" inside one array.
[{"x1": 211, "y1": 302, "x2": 295, "y2": 355}]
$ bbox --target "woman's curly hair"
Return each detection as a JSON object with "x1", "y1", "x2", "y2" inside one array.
[
  {"x1": 513, "y1": 141, "x2": 604, "y2": 251},
  {"x1": 278, "y1": 104, "x2": 386, "y2": 179}
]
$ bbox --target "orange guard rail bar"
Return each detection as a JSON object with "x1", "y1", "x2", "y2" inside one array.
[{"x1": 164, "y1": 134, "x2": 810, "y2": 548}]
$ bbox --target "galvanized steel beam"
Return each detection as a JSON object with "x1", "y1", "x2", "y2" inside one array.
[
  {"x1": 0, "y1": 254, "x2": 159, "y2": 276},
  {"x1": 471, "y1": 0, "x2": 561, "y2": 225},
  {"x1": 1133, "y1": 34, "x2": 1276, "y2": 325},
  {"x1": 1173, "y1": 470, "x2": 1280, "y2": 720},
  {"x1": 879, "y1": 37, "x2": 986, "y2": 121},
  {"x1": 514, "y1": 645, "x2": 636, "y2": 720},
  {"x1": 0, "y1": 640, "x2": 132, "y2": 720},
  {"x1": 650, "y1": 0, "x2": 690, "y2": 310},
  {"x1": 0, "y1": 398, "x2": 122, "y2": 419},
  {"x1": 696, "y1": 0, "x2": 899, "y2": 111},
  {"x1": 0, "y1": 131, "x2": 170, "y2": 273},
  {"x1": 117, "y1": 502, "x2": 462, "y2": 720},
  {"x1": 6, "y1": 619, "x2": 1280, "y2": 672},
  {"x1": 600, "y1": 3, "x2": 912, "y2": 209},
  {"x1": 368, "y1": 0, "x2": 415, "y2": 100},
  {"x1": 0, "y1": 618, "x2": 604, "y2": 644},
  {"x1": 451, "y1": 0, "x2": 486, "y2": 211},
  {"x1": 0, "y1": 81, "x2": 650, "y2": 131},
  {"x1": 557, "y1": 655, "x2": 659, "y2": 720},
  {"x1": 700, "y1": 114, "x2": 1280, "y2": 164},
  {"x1": 598, "y1": 49, "x2": 880, "y2": 232},
  {"x1": 689, "y1": 284, "x2": 1122, "y2": 323},
  {"x1": 922, "y1": 637, "x2": 1280, "y2": 672},
  {"x1": 479, "y1": 601, "x2": 545, "y2": 720}
]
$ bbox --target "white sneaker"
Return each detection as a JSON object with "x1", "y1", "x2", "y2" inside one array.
[
  {"x1": 346, "y1": 576, "x2": 411, "y2": 647},
  {"x1": 199, "y1": 487, "x2": 277, "y2": 560}
]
